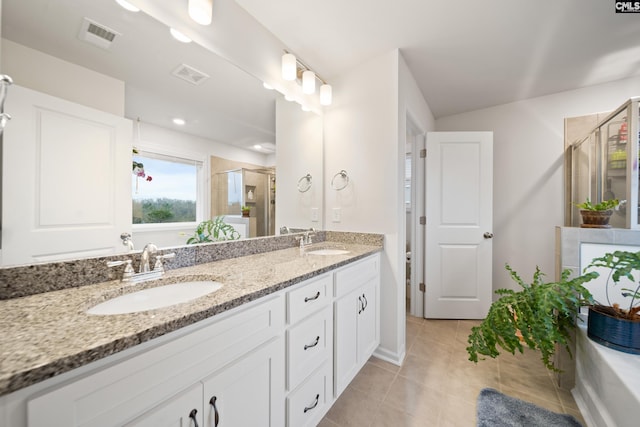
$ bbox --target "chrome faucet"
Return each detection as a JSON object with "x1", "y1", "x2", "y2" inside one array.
[{"x1": 140, "y1": 243, "x2": 158, "y2": 273}]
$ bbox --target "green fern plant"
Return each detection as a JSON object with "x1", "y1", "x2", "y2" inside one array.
[
  {"x1": 186, "y1": 216, "x2": 241, "y2": 244},
  {"x1": 467, "y1": 265, "x2": 598, "y2": 371}
]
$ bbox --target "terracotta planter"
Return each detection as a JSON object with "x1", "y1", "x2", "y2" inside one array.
[
  {"x1": 587, "y1": 306, "x2": 640, "y2": 354},
  {"x1": 580, "y1": 209, "x2": 613, "y2": 228},
  {"x1": 242, "y1": 211, "x2": 250, "y2": 218}
]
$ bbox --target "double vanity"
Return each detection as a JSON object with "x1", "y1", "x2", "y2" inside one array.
[{"x1": 0, "y1": 231, "x2": 383, "y2": 426}]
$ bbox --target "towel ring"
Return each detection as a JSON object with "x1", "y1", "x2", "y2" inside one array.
[
  {"x1": 331, "y1": 170, "x2": 349, "y2": 191},
  {"x1": 297, "y1": 173, "x2": 312, "y2": 193}
]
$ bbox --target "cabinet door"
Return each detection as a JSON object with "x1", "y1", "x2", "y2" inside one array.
[
  {"x1": 334, "y1": 288, "x2": 360, "y2": 398},
  {"x1": 202, "y1": 337, "x2": 284, "y2": 427},
  {"x1": 357, "y1": 279, "x2": 379, "y2": 361},
  {"x1": 125, "y1": 383, "x2": 203, "y2": 427}
]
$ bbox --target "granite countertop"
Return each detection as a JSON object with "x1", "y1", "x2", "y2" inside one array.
[{"x1": 0, "y1": 241, "x2": 382, "y2": 397}]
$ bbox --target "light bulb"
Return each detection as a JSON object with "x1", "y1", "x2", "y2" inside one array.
[
  {"x1": 169, "y1": 28, "x2": 192, "y2": 43},
  {"x1": 320, "y1": 84, "x2": 332, "y2": 106},
  {"x1": 188, "y1": 0, "x2": 213, "y2": 25},
  {"x1": 282, "y1": 53, "x2": 297, "y2": 81},
  {"x1": 302, "y1": 70, "x2": 315, "y2": 94},
  {"x1": 115, "y1": 0, "x2": 140, "y2": 12}
]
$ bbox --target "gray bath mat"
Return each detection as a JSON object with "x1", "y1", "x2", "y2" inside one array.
[{"x1": 477, "y1": 388, "x2": 583, "y2": 427}]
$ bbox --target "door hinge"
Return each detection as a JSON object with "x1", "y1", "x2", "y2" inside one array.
[
  {"x1": 419, "y1": 216, "x2": 426, "y2": 225},
  {"x1": 419, "y1": 148, "x2": 426, "y2": 158},
  {"x1": 419, "y1": 283, "x2": 426, "y2": 292}
]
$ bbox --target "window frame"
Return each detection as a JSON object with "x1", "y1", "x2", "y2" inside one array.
[{"x1": 131, "y1": 143, "x2": 209, "y2": 232}]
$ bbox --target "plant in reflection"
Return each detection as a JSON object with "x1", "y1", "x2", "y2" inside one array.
[{"x1": 186, "y1": 216, "x2": 241, "y2": 244}]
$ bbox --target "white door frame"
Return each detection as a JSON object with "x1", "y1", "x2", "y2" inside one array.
[{"x1": 407, "y1": 119, "x2": 425, "y2": 318}]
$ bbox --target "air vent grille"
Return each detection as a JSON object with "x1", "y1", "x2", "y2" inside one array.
[
  {"x1": 78, "y1": 18, "x2": 120, "y2": 49},
  {"x1": 172, "y1": 64, "x2": 210, "y2": 85}
]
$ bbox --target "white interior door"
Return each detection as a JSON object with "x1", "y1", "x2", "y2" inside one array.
[
  {"x1": 2, "y1": 85, "x2": 132, "y2": 266},
  {"x1": 424, "y1": 131, "x2": 493, "y2": 319}
]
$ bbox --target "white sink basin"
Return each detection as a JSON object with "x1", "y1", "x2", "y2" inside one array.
[
  {"x1": 87, "y1": 281, "x2": 223, "y2": 315},
  {"x1": 307, "y1": 249, "x2": 350, "y2": 256}
]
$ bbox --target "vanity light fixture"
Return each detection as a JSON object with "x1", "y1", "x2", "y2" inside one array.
[
  {"x1": 169, "y1": 28, "x2": 192, "y2": 43},
  {"x1": 320, "y1": 84, "x2": 332, "y2": 106},
  {"x1": 188, "y1": 0, "x2": 213, "y2": 25},
  {"x1": 281, "y1": 50, "x2": 333, "y2": 106},
  {"x1": 115, "y1": 0, "x2": 140, "y2": 12},
  {"x1": 302, "y1": 70, "x2": 315, "y2": 94},
  {"x1": 172, "y1": 118, "x2": 186, "y2": 125},
  {"x1": 281, "y1": 53, "x2": 297, "y2": 81}
]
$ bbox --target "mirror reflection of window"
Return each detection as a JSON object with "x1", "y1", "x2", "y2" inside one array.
[{"x1": 132, "y1": 152, "x2": 201, "y2": 224}]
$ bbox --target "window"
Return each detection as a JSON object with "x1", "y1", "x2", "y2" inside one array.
[{"x1": 132, "y1": 151, "x2": 203, "y2": 225}]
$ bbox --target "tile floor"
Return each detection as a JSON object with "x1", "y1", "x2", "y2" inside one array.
[{"x1": 319, "y1": 315, "x2": 586, "y2": 426}]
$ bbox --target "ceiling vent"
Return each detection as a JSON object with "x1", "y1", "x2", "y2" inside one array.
[
  {"x1": 78, "y1": 17, "x2": 120, "y2": 49},
  {"x1": 172, "y1": 64, "x2": 210, "y2": 86}
]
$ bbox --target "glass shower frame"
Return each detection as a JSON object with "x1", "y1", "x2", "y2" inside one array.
[{"x1": 568, "y1": 97, "x2": 640, "y2": 229}]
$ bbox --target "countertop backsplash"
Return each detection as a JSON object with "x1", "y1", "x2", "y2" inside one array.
[{"x1": 0, "y1": 231, "x2": 384, "y2": 300}]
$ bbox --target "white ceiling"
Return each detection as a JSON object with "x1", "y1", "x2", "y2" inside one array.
[
  {"x1": 1, "y1": 0, "x2": 278, "y2": 153},
  {"x1": 234, "y1": 0, "x2": 640, "y2": 118}
]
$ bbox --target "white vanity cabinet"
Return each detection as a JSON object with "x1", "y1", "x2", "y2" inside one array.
[
  {"x1": 285, "y1": 274, "x2": 333, "y2": 427},
  {"x1": 26, "y1": 295, "x2": 285, "y2": 427},
  {"x1": 334, "y1": 254, "x2": 380, "y2": 397}
]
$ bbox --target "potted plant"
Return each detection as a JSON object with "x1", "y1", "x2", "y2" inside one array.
[
  {"x1": 241, "y1": 206, "x2": 250, "y2": 217},
  {"x1": 467, "y1": 265, "x2": 598, "y2": 370},
  {"x1": 584, "y1": 250, "x2": 640, "y2": 354},
  {"x1": 186, "y1": 216, "x2": 241, "y2": 244},
  {"x1": 575, "y1": 198, "x2": 619, "y2": 228}
]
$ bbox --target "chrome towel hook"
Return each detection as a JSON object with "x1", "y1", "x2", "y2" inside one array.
[{"x1": 331, "y1": 170, "x2": 349, "y2": 191}]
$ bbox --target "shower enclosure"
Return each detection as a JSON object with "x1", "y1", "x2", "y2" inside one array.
[{"x1": 213, "y1": 168, "x2": 276, "y2": 237}]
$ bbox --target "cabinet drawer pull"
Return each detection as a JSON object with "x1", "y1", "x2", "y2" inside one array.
[
  {"x1": 303, "y1": 394, "x2": 320, "y2": 413},
  {"x1": 304, "y1": 336, "x2": 320, "y2": 350},
  {"x1": 209, "y1": 396, "x2": 220, "y2": 427},
  {"x1": 304, "y1": 291, "x2": 321, "y2": 302},
  {"x1": 189, "y1": 409, "x2": 199, "y2": 427},
  {"x1": 358, "y1": 296, "x2": 363, "y2": 314},
  {"x1": 362, "y1": 293, "x2": 368, "y2": 311}
]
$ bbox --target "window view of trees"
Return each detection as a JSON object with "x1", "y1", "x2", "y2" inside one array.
[
  {"x1": 132, "y1": 198, "x2": 196, "y2": 224},
  {"x1": 132, "y1": 153, "x2": 199, "y2": 224}
]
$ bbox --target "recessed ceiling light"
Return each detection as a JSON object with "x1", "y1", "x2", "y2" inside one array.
[
  {"x1": 169, "y1": 28, "x2": 192, "y2": 43},
  {"x1": 114, "y1": 0, "x2": 140, "y2": 12},
  {"x1": 173, "y1": 118, "x2": 186, "y2": 125}
]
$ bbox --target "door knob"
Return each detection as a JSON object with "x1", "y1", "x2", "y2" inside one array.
[{"x1": 483, "y1": 232, "x2": 494, "y2": 239}]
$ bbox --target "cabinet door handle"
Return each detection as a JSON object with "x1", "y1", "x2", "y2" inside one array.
[
  {"x1": 358, "y1": 296, "x2": 363, "y2": 314},
  {"x1": 362, "y1": 294, "x2": 368, "y2": 311},
  {"x1": 304, "y1": 291, "x2": 321, "y2": 302},
  {"x1": 189, "y1": 409, "x2": 199, "y2": 427},
  {"x1": 209, "y1": 396, "x2": 220, "y2": 427},
  {"x1": 303, "y1": 394, "x2": 320, "y2": 413},
  {"x1": 304, "y1": 336, "x2": 320, "y2": 350}
]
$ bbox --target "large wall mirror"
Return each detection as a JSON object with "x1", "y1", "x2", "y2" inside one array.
[{"x1": 0, "y1": 0, "x2": 323, "y2": 267}]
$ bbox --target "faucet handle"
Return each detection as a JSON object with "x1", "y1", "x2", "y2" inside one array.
[
  {"x1": 107, "y1": 259, "x2": 134, "y2": 281},
  {"x1": 153, "y1": 253, "x2": 176, "y2": 273}
]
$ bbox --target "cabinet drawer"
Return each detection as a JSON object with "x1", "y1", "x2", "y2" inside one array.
[
  {"x1": 334, "y1": 254, "x2": 379, "y2": 298},
  {"x1": 287, "y1": 273, "x2": 332, "y2": 324},
  {"x1": 287, "y1": 362, "x2": 331, "y2": 427},
  {"x1": 287, "y1": 306, "x2": 332, "y2": 391}
]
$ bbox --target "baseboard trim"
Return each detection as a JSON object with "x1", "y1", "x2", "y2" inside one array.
[{"x1": 372, "y1": 345, "x2": 405, "y2": 366}]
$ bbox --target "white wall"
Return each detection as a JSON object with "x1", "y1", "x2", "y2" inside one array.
[
  {"x1": 436, "y1": 75, "x2": 640, "y2": 294},
  {"x1": 1, "y1": 39, "x2": 125, "y2": 116},
  {"x1": 275, "y1": 97, "x2": 323, "y2": 231},
  {"x1": 324, "y1": 50, "x2": 435, "y2": 364}
]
